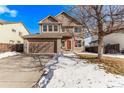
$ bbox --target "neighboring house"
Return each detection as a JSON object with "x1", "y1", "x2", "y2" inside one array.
[
  {"x1": 0, "y1": 21, "x2": 30, "y2": 44},
  {"x1": 89, "y1": 35, "x2": 98, "y2": 47},
  {"x1": 23, "y1": 11, "x2": 84, "y2": 54},
  {"x1": 89, "y1": 31, "x2": 124, "y2": 53}
]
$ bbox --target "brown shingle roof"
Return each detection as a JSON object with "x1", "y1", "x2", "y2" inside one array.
[
  {"x1": 38, "y1": 11, "x2": 82, "y2": 25},
  {"x1": 0, "y1": 20, "x2": 6, "y2": 22},
  {"x1": 0, "y1": 20, "x2": 23, "y2": 25},
  {"x1": 0, "y1": 20, "x2": 17, "y2": 25},
  {"x1": 23, "y1": 32, "x2": 72, "y2": 39}
]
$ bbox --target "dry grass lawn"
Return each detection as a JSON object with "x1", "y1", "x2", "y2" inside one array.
[{"x1": 77, "y1": 54, "x2": 124, "y2": 76}]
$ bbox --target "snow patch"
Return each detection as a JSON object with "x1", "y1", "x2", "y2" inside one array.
[
  {"x1": 0, "y1": 51, "x2": 20, "y2": 59},
  {"x1": 38, "y1": 53, "x2": 124, "y2": 88}
]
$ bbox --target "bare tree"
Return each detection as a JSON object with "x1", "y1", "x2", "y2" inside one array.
[
  {"x1": 68, "y1": 5, "x2": 124, "y2": 59},
  {"x1": 29, "y1": 42, "x2": 53, "y2": 69}
]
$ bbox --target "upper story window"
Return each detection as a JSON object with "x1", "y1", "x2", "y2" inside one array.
[
  {"x1": 54, "y1": 25, "x2": 58, "y2": 31},
  {"x1": 48, "y1": 25, "x2": 52, "y2": 31},
  {"x1": 74, "y1": 27, "x2": 81, "y2": 33},
  {"x1": 43, "y1": 24, "x2": 58, "y2": 32},
  {"x1": 17, "y1": 41, "x2": 21, "y2": 44},
  {"x1": 43, "y1": 24, "x2": 47, "y2": 32},
  {"x1": 12, "y1": 29, "x2": 16, "y2": 32}
]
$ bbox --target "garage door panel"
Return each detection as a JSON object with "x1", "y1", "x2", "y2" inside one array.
[{"x1": 29, "y1": 41, "x2": 55, "y2": 53}]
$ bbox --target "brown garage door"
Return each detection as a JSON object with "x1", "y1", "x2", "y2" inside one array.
[{"x1": 28, "y1": 40, "x2": 57, "y2": 53}]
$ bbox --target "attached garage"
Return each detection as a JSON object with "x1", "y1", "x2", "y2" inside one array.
[
  {"x1": 23, "y1": 33, "x2": 62, "y2": 54},
  {"x1": 28, "y1": 39, "x2": 57, "y2": 53}
]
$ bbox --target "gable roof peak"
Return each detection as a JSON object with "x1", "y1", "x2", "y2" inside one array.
[
  {"x1": 55, "y1": 11, "x2": 82, "y2": 25},
  {"x1": 39, "y1": 15, "x2": 59, "y2": 24},
  {"x1": 55, "y1": 11, "x2": 67, "y2": 17}
]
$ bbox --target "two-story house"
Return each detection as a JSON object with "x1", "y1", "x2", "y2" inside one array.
[
  {"x1": 23, "y1": 11, "x2": 84, "y2": 54},
  {"x1": 0, "y1": 21, "x2": 30, "y2": 44}
]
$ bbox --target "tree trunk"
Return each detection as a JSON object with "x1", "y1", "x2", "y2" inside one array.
[{"x1": 98, "y1": 35, "x2": 104, "y2": 59}]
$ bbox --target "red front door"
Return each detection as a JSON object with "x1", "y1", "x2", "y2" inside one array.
[{"x1": 67, "y1": 40, "x2": 71, "y2": 50}]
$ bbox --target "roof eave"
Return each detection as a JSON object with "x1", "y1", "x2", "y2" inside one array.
[
  {"x1": 39, "y1": 15, "x2": 59, "y2": 24},
  {"x1": 55, "y1": 11, "x2": 82, "y2": 25}
]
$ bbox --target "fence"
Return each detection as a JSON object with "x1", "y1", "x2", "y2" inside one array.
[
  {"x1": 105, "y1": 44, "x2": 120, "y2": 53},
  {"x1": 85, "y1": 44, "x2": 120, "y2": 54},
  {"x1": 85, "y1": 46, "x2": 98, "y2": 53},
  {"x1": 0, "y1": 43, "x2": 23, "y2": 52}
]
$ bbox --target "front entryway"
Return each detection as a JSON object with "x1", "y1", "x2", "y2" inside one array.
[{"x1": 67, "y1": 40, "x2": 71, "y2": 50}]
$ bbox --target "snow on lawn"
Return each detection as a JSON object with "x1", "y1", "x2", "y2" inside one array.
[
  {"x1": 77, "y1": 52, "x2": 124, "y2": 59},
  {"x1": 0, "y1": 51, "x2": 20, "y2": 59},
  {"x1": 38, "y1": 53, "x2": 124, "y2": 88}
]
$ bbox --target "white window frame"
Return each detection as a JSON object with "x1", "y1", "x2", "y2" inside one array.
[
  {"x1": 48, "y1": 25, "x2": 52, "y2": 32},
  {"x1": 75, "y1": 40, "x2": 82, "y2": 47},
  {"x1": 43, "y1": 24, "x2": 47, "y2": 32},
  {"x1": 54, "y1": 25, "x2": 58, "y2": 31}
]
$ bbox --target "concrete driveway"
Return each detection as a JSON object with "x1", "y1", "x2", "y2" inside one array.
[{"x1": 0, "y1": 54, "x2": 50, "y2": 88}]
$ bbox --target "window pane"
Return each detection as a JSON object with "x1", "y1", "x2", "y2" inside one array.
[
  {"x1": 12, "y1": 29, "x2": 16, "y2": 32},
  {"x1": 74, "y1": 27, "x2": 81, "y2": 33},
  {"x1": 75, "y1": 40, "x2": 82, "y2": 47},
  {"x1": 17, "y1": 41, "x2": 21, "y2": 44},
  {"x1": 43, "y1": 24, "x2": 47, "y2": 32},
  {"x1": 77, "y1": 40, "x2": 81, "y2": 47},
  {"x1": 49, "y1": 25, "x2": 52, "y2": 31},
  {"x1": 9, "y1": 40, "x2": 14, "y2": 44},
  {"x1": 54, "y1": 25, "x2": 58, "y2": 31}
]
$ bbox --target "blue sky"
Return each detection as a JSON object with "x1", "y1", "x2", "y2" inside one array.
[{"x1": 0, "y1": 5, "x2": 66, "y2": 34}]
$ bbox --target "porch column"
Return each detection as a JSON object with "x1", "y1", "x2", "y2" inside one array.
[
  {"x1": 72, "y1": 27, "x2": 75, "y2": 52},
  {"x1": 57, "y1": 38, "x2": 61, "y2": 53},
  {"x1": 71, "y1": 38, "x2": 74, "y2": 52},
  {"x1": 24, "y1": 39, "x2": 29, "y2": 54},
  {"x1": 26, "y1": 40, "x2": 29, "y2": 54}
]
